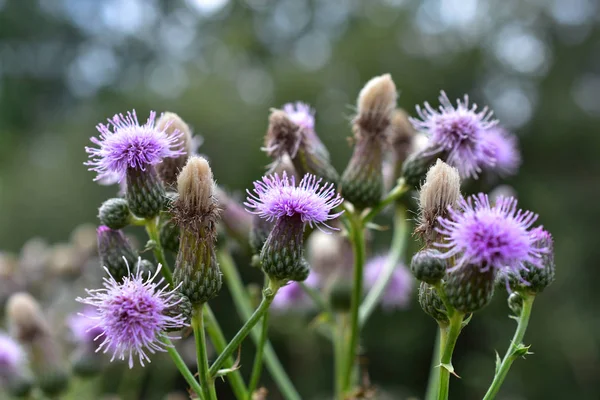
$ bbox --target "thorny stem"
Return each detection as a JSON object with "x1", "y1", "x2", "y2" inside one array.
[
  {"x1": 194, "y1": 307, "x2": 217, "y2": 400},
  {"x1": 209, "y1": 280, "x2": 280, "y2": 376},
  {"x1": 342, "y1": 211, "x2": 366, "y2": 392},
  {"x1": 204, "y1": 305, "x2": 248, "y2": 399},
  {"x1": 437, "y1": 311, "x2": 464, "y2": 400},
  {"x1": 145, "y1": 217, "x2": 174, "y2": 287},
  {"x1": 218, "y1": 250, "x2": 302, "y2": 400},
  {"x1": 247, "y1": 312, "x2": 270, "y2": 398},
  {"x1": 359, "y1": 204, "x2": 408, "y2": 326},
  {"x1": 424, "y1": 328, "x2": 446, "y2": 400},
  {"x1": 482, "y1": 294, "x2": 535, "y2": 400},
  {"x1": 162, "y1": 337, "x2": 203, "y2": 397}
]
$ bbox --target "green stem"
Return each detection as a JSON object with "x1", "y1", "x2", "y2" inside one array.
[
  {"x1": 359, "y1": 204, "x2": 408, "y2": 326},
  {"x1": 162, "y1": 337, "x2": 203, "y2": 397},
  {"x1": 342, "y1": 212, "x2": 366, "y2": 392},
  {"x1": 145, "y1": 218, "x2": 173, "y2": 286},
  {"x1": 194, "y1": 307, "x2": 216, "y2": 400},
  {"x1": 204, "y1": 305, "x2": 248, "y2": 400},
  {"x1": 482, "y1": 295, "x2": 535, "y2": 400},
  {"x1": 425, "y1": 327, "x2": 446, "y2": 400},
  {"x1": 334, "y1": 314, "x2": 347, "y2": 400},
  {"x1": 209, "y1": 281, "x2": 279, "y2": 376},
  {"x1": 218, "y1": 250, "x2": 302, "y2": 400},
  {"x1": 247, "y1": 312, "x2": 270, "y2": 398},
  {"x1": 437, "y1": 312, "x2": 464, "y2": 400},
  {"x1": 362, "y1": 179, "x2": 408, "y2": 224}
]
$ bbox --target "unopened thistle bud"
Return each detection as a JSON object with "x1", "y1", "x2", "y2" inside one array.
[
  {"x1": 97, "y1": 226, "x2": 138, "y2": 282},
  {"x1": 508, "y1": 229, "x2": 555, "y2": 294},
  {"x1": 415, "y1": 160, "x2": 461, "y2": 244},
  {"x1": 164, "y1": 291, "x2": 193, "y2": 329},
  {"x1": 387, "y1": 109, "x2": 416, "y2": 174},
  {"x1": 249, "y1": 216, "x2": 274, "y2": 255},
  {"x1": 444, "y1": 264, "x2": 496, "y2": 313},
  {"x1": 6, "y1": 293, "x2": 69, "y2": 396},
  {"x1": 156, "y1": 112, "x2": 195, "y2": 188},
  {"x1": 215, "y1": 186, "x2": 253, "y2": 246},
  {"x1": 245, "y1": 172, "x2": 344, "y2": 283},
  {"x1": 418, "y1": 282, "x2": 448, "y2": 324},
  {"x1": 172, "y1": 157, "x2": 222, "y2": 305},
  {"x1": 264, "y1": 102, "x2": 339, "y2": 185},
  {"x1": 86, "y1": 110, "x2": 184, "y2": 219},
  {"x1": 98, "y1": 198, "x2": 131, "y2": 230},
  {"x1": 341, "y1": 74, "x2": 397, "y2": 209},
  {"x1": 400, "y1": 148, "x2": 443, "y2": 189},
  {"x1": 160, "y1": 219, "x2": 180, "y2": 254},
  {"x1": 410, "y1": 249, "x2": 447, "y2": 284}
]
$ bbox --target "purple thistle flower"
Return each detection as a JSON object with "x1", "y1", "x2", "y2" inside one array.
[
  {"x1": 410, "y1": 91, "x2": 497, "y2": 179},
  {"x1": 271, "y1": 272, "x2": 320, "y2": 311},
  {"x1": 436, "y1": 194, "x2": 547, "y2": 276},
  {"x1": 76, "y1": 264, "x2": 187, "y2": 368},
  {"x1": 283, "y1": 102, "x2": 315, "y2": 131},
  {"x1": 67, "y1": 307, "x2": 105, "y2": 347},
  {"x1": 85, "y1": 110, "x2": 185, "y2": 183},
  {"x1": 244, "y1": 172, "x2": 344, "y2": 232},
  {"x1": 0, "y1": 332, "x2": 26, "y2": 381},
  {"x1": 481, "y1": 127, "x2": 521, "y2": 177},
  {"x1": 364, "y1": 256, "x2": 414, "y2": 310}
]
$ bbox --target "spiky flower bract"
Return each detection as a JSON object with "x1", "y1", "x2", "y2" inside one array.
[
  {"x1": 245, "y1": 172, "x2": 343, "y2": 282},
  {"x1": 0, "y1": 332, "x2": 26, "y2": 381},
  {"x1": 481, "y1": 126, "x2": 521, "y2": 177},
  {"x1": 410, "y1": 91, "x2": 497, "y2": 179},
  {"x1": 363, "y1": 255, "x2": 414, "y2": 310},
  {"x1": 85, "y1": 110, "x2": 185, "y2": 183},
  {"x1": 436, "y1": 194, "x2": 547, "y2": 277},
  {"x1": 76, "y1": 264, "x2": 187, "y2": 368}
]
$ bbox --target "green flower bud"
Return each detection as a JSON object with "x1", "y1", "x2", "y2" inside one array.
[
  {"x1": 126, "y1": 166, "x2": 166, "y2": 219},
  {"x1": 97, "y1": 226, "x2": 137, "y2": 281},
  {"x1": 249, "y1": 216, "x2": 273, "y2": 255},
  {"x1": 8, "y1": 376, "x2": 33, "y2": 398},
  {"x1": 164, "y1": 291, "x2": 193, "y2": 330},
  {"x1": 444, "y1": 264, "x2": 496, "y2": 314},
  {"x1": 98, "y1": 198, "x2": 131, "y2": 230},
  {"x1": 418, "y1": 282, "x2": 448, "y2": 324},
  {"x1": 510, "y1": 231, "x2": 555, "y2": 294},
  {"x1": 160, "y1": 219, "x2": 180, "y2": 254},
  {"x1": 410, "y1": 249, "x2": 447, "y2": 284},
  {"x1": 401, "y1": 149, "x2": 444, "y2": 189},
  {"x1": 37, "y1": 368, "x2": 69, "y2": 397}
]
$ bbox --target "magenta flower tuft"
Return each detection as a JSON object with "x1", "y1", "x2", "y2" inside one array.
[
  {"x1": 76, "y1": 264, "x2": 187, "y2": 368},
  {"x1": 364, "y1": 256, "x2": 414, "y2": 310},
  {"x1": 0, "y1": 332, "x2": 26, "y2": 380},
  {"x1": 481, "y1": 127, "x2": 521, "y2": 177},
  {"x1": 283, "y1": 102, "x2": 315, "y2": 131},
  {"x1": 271, "y1": 272, "x2": 320, "y2": 311},
  {"x1": 436, "y1": 194, "x2": 547, "y2": 276},
  {"x1": 244, "y1": 172, "x2": 344, "y2": 232},
  {"x1": 410, "y1": 91, "x2": 497, "y2": 179},
  {"x1": 85, "y1": 110, "x2": 185, "y2": 183}
]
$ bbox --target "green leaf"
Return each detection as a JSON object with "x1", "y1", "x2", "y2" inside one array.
[
  {"x1": 439, "y1": 362, "x2": 461, "y2": 378},
  {"x1": 494, "y1": 351, "x2": 502, "y2": 375},
  {"x1": 512, "y1": 343, "x2": 533, "y2": 359},
  {"x1": 461, "y1": 313, "x2": 473, "y2": 329},
  {"x1": 143, "y1": 239, "x2": 157, "y2": 252}
]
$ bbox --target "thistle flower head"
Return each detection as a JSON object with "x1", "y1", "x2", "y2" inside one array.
[
  {"x1": 410, "y1": 91, "x2": 497, "y2": 178},
  {"x1": 76, "y1": 264, "x2": 187, "y2": 368},
  {"x1": 436, "y1": 194, "x2": 547, "y2": 276},
  {"x1": 244, "y1": 172, "x2": 343, "y2": 231},
  {"x1": 85, "y1": 110, "x2": 185, "y2": 183},
  {"x1": 283, "y1": 102, "x2": 315, "y2": 131},
  {"x1": 481, "y1": 127, "x2": 521, "y2": 177},
  {"x1": 364, "y1": 256, "x2": 413, "y2": 310},
  {"x1": 0, "y1": 332, "x2": 26, "y2": 380}
]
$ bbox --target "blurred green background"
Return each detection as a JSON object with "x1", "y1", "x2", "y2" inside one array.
[{"x1": 1, "y1": 0, "x2": 599, "y2": 399}]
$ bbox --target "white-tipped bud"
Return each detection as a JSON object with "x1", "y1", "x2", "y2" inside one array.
[
  {"x1": 177, "y1": 156, "x2": 215, "y2": 214},
  {"x1": 416, "y1": 160, "x2": 461, "y2": 244},
  {"x1": 6, "y1": 292, "x2": 49, "y2": 342},
  {"x1": 264, "y1": 110, "x2": 301, "y2": 160},
  {"x1": 156, "y1": 112, "x2": 195, "y2": 187},
  {"x1": 356, "y1": 74, "x2": 397, "y2": 135}
]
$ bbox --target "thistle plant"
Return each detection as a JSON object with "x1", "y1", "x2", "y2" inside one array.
[{"x1": 0, "y1": 73, "x2": 557, "y2": 400}]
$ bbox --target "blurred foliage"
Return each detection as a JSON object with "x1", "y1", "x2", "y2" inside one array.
[{"x1": 1, "y1": 0, "x2": 599, "y2": 399}]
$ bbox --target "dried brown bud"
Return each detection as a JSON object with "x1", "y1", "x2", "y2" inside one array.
[
  {"x1": 264, "y1": 110, "x2": 301, "y2": 160},
  {"x1": 156, "y1": 112, "x2": 194, "y2": 187},
  {"x1": 388, "y1": 108, "x2": 416, "y2": 164},
  {"x1": 355, "y1": 74, "x2": 397, "y2": 136},
  {"x1": 416, "y1": 160, "x2": 461, "y2": 244}
]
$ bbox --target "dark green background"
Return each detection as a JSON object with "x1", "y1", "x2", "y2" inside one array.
[{"x1": 1, "y1": 0, "x2": 598, "y2": 399}]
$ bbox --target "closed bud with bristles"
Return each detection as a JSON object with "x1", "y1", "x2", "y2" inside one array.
[
  {"x1": 264, "y1": 104, "x2": 338, "y2": 185},
  {"x1": 249, "y1": 216, "x2": 273, "y2": 255},
  {"x1": 418, "y1": 282, "x2": 448, "y2": 324},
  {"x1": 97, "y1": 226, "x2": 138, "y2": 282},
  {"x1": 384, "y1": 109, "x2": 416, "y2": 189},
  {"x1": 126, "y1": 165, "x2": 166, "y2": 219},
  {"x1": 341, "y1": 74, "x2": 397, "y2": 209},
  {"x1": 444, "y1": 264, "x2": 496, "y2": 313},
  {"x1": 98, "y1": 198, "x2": 131, "y2": 230},
  {"x1": 173, "y1": 156, "x2": 222, "y2": 305},
  {"x1": 160, "y1": 219, "x2": 180, "y2": 254},
  {"x1": 508, "y1": 292, "x2": 523, "y2": 316},
  {"x1": 410, "y1": 249, "x2": 447, "y2": 284},
  {"x1": 156, "y1": 112, "x2": 194, "y2": 188},
  {"x1": 401, "y1": 149, "x2": 444, "y2": 189},
  {"x1": 416, "y1": 160, "x2": 461, "y2": 244}
]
